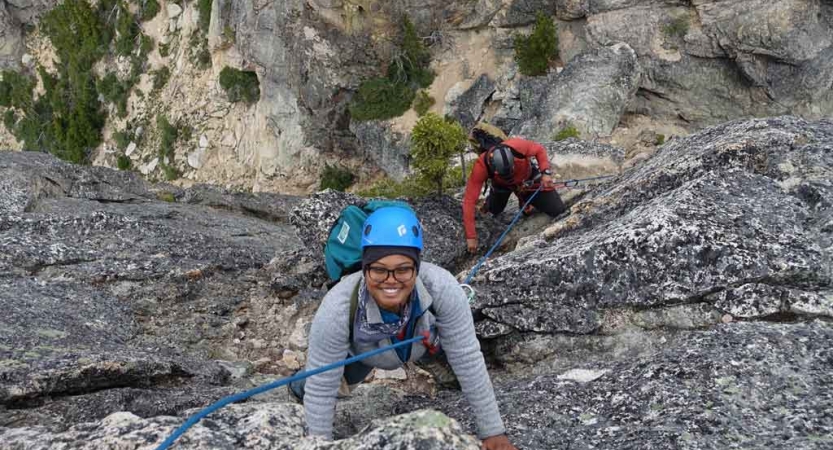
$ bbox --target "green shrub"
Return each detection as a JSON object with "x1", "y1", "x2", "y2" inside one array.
[
  {"x1": 41, "y1": 0, "x2": 109, "y2": 67},
  {"x1": 3, "y1": 109, "x2": 16, "y2": 130},
  {"x1": 349, "y1": 77, "x2": 414, "y2": 121},
  {"x1": 222, "y1": 25, "x2": 235, "y2": 48},
  {"x1": 114, "y1": 3, "x2": 139, "y2": 56},
  {"x1": 320, "y1": 164, "x2": 355, "y2": 192},
  {"x1": 655, "y1": 134, "x2": 666, "y2": 145},
  {"x1": 663, "y1": 16, "x2": 689, "y2": 38},
  {"x1": 179, "y1": 124, "x2": 193, "y2": 143},
  {"x1": 413, "y1": 90, "x2": 434, "y2": 116},
  {"x1": 553, "y1": 124, "x2": 580, "y2": 141},
  {"x1": 113, "y1": 129, "x2": 131, "y2": 150},
  {"x1": 358, "y1": 176, "x2": 430, "y2": 199},
  {"x1": 163, "y1": 164, "x2": 180, "y2": 180},
  {"x1": 0, "y1": 70, "x2": 34, "y2": 109},
  {"x1": 157, "y1": 114, "x2": 178, "y2": 163},
  {"x1": 151, "y1": 67, "x2": 170, "y2": 91},
  {"x1": 514, "y1": 12, "x2": 558, "y2": 76},
  {"x1": 140, "y1": 0, "x2": 160, "y2": 21},
  {"x1": 159, "y1": 42, "x2": 171, "y2": 57},
  {"x1": 219, "y1": 67, "x2": 261, "y2": 104},
  {"x1": 117, "y1": 154, "x2": 131, "y2": 170},
  {"x1": 189, "y1": 32, "x2": 212, "y2": 69},
  {"x1": 198, "y1": 0, "x2": 212, "y2": 32},
  {"x1": 388, "y1": 17, "x2": 434, "y2": 88},
  {"x1": 410, "y1": 113, "x2": 467, "y2": 195},
  {"x1": 97, "y1": 72, "x2": 131, "y2": 117}
]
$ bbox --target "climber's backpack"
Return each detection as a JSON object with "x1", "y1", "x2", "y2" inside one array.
[{"x1": 323, "y1": 200, "x2": 415, "y2": 282}]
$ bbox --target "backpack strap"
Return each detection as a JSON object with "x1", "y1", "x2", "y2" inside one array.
[{"x1": 348, "y1": 280, "x2": 361, "y2": 342}]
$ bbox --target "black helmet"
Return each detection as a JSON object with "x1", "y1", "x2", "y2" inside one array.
[{"x1": 488, "y1": 145, "x2": 514, "y2": 180}]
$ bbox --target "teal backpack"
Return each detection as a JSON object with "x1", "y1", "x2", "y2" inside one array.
[{"x1": 323, "y1": 200, "x2": 414, "y2": 281}]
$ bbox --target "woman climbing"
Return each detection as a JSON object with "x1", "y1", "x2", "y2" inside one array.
[{"x1": 290, "y1": 206, "x2": 518, "y2": 449}]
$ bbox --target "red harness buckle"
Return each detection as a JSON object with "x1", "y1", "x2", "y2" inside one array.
[{"x1": 420, "y1": 330, "x2": 440, "y2": 355}]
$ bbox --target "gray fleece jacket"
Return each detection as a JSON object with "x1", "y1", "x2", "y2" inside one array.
[{"x1": 303, "y1": 262, "x2": 505, "y2": 440}]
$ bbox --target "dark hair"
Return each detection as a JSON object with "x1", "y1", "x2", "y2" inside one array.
[{"x1": 470, "y1": 127, "x2": 505, "y2": 153}]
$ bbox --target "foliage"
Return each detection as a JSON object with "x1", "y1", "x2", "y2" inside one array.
[
  {"x1": 159, "y1": 42, "x2": 171, "y2": 57},
  {"x1": 349, "y1": 77, "x2": 414, "y2": 121},
  {"x1": 151, "y1": 66, "x2": 170, "y2": 91},
  {"x1": 350, "y1": 17, "x2": 434, "y2": 122},
  {"x1": 117, "y1": 154, "x2": 131, "y2": 170},
  {"x1": 157, "y1": 191, "x2": 176, "y2": 202},
  {"x1": 179, "y1": 124, "x2": 193, "y2": 143},
  {"x1": 41, "y1": 0, "x2": 109, "y2": 68},
  {"x1": 656, "y1": 134, "x2": 666, "y2": 145},
  {"x1": 97, "y1": 72, "x2": 130, "y2": 117},
  {"x1": 663, "y1": 16, "x2": 689, "y2": 38},
  {"x1": 514, "y1": 12, "x2": 558, "y2": 76},
  {"x1": 0, "y1": 70, "x2": 34, "y2": 109},
  {"x1": 3, "y1": 109, "x2": 16, "y2": 130},
  {"x1": 189, "y1": 32, "x2": 211, "y2": 69},
  {"x1": 113, "y1": 129, "x2": 131, "y2": 150},
  {"x1": 114, "y1": 2, "x2": 139, "y2": 56},
  {"x1": 198, "y1": 0, "x2": 212, "y2": 32},
  {"x1": 553, "y1": 124, "x2": 580, "y2": 141},
  {"x1": 409, "y1": 113, "x2": 467, "y2": 195},
  {"x1": 357, "y1": 176, "x2": 430, "y2": 199},
  {"x1": 388, "y1": 17, "x2": 434, "y2": 88},
  {"x1": 163, "y1": 164, "x2": 181, "y2": 180},
  {"x1": 219, "y1": 67, "x2": 261, "y2": 104},
  {"x1": 139, "y1": 0, "x2": 160, "y2": 21},
  {"x1": 222, "y1": 25, "x2": 235, "y2": 48},
  {"x1": 413, "y1": 90, "x2": 434, "y2": 116},
  {"x1": 157, "y1": 114, "x2": 178, "y2": 163},
  {"x1": 320, "y1": 164, "x2": 355, "y2": 192}
]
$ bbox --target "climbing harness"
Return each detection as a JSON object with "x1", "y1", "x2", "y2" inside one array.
[
  {"x1": 155, "y1": 334, "x2": 429, "y2": 450},
  {"x1": 461, "y1": 174, "x2": 617, "y2": 302}
]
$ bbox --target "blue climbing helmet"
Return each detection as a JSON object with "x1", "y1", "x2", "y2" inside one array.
[{"x1": 361, "y1": 206, "x2": 423, "y2": 251}]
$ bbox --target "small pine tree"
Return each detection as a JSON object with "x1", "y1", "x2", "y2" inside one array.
[
  {"x1": 514, "y1": 12, "x2": 558, "y2": 76},
  {"x1": 410, "y1": 113, "x2": 467, "y2": 196}
]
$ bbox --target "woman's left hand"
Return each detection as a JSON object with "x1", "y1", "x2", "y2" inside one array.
[{"x1": 482, "y1": 434, "x2": 518, "y2": 450}]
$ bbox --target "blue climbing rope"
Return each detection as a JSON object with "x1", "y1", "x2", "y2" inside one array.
[
  {"x1": 155, "y1": 334, "x2": 426, "y2": 450},
  {"x1": 461, "y1": 174, "x2": 616, "y2": 288},
  {"x1": 462, "y1": 185, "x2": 543, "y2": 286}
]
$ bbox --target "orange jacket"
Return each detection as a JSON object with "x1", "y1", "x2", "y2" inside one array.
[{"x1": 462, "y1": 138, "x2": 552, "y2": 239}]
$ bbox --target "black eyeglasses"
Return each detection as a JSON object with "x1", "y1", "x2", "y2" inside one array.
[{"x1": 366, "y1": 266, "x2": 416, "y2": 283}]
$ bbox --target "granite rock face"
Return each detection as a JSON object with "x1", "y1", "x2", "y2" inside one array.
[
  {"x1": 399, "y1": 321, "x2": 833, "y2": 449},
  {"x1": 471, "y1": 116, "x2": 832, "y2": 350},
  {"x1": 0, "y1": 403, "x2": 479, "y2": 450},
  {"x1": 0, "y1": 152, "x2": 303, "y2": 429}
]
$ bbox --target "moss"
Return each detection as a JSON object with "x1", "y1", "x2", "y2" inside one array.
[
  {"x1": 663, "y1": 15, "x2": 689, "y2": 38},
  {"x1": 655, "y1": 134, "x2": 666, "y2": 145},
  {"x1": 514, "y1": 12, "x2": 558, "y2": 76},
  {"x1": 553, "y1": 124, "x2": 580, "y2": 141},
  {"x1": 157, "y1": 191, "x2": 176, "y2": 202},
  {"x1": 219, "y1": 67, "x2": 260, "y2": 104}
]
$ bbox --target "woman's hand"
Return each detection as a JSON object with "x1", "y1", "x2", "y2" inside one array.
[
  {"x1": 466, "y1": 238, "x2": 478, "y2": 253},
  {"x1": 482, "y1": 434, "x2": 518, "y2": 450}
]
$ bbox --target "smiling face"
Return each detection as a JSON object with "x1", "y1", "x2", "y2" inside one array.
[{"x1": 364, "y1": 254, "x2": 417, "y2": 313}]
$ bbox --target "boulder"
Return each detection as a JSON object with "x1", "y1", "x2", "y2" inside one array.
[
  {"x1": 444, "y1": 74, "x2": 496, "y2": 131},
  {"x1": 513, "y1": 42, "x2": 641, "y2": 140},
  {"x1": 491, "y1": 0, "x2": 558, "y2": 28}
]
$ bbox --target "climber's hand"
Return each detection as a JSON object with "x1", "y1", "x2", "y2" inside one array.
[
  {"x1": 466, "y1": 238, "x2": 478, "y2": 254},
  {"x1": 482, "y1": 434, "x2": 517, "y2": 450}
]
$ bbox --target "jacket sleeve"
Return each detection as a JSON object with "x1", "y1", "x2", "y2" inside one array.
[
  {"x1": 506, "y1": 138, "x2": 551, "y2": 172},
  {"x1": 462, "y1": 157, "x2": 489, "y2": 240},
  {"x1": 303, "y1": 278, "x2": 353, "y2": 439},
  {"x1": 430, "y1": 267, "x2": 506, "y2": 439}
]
